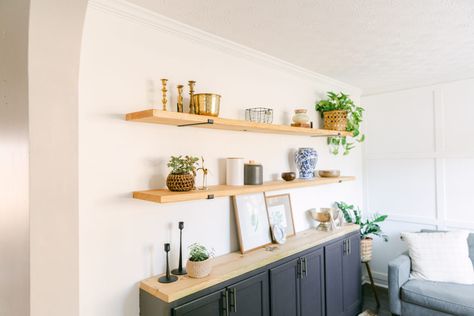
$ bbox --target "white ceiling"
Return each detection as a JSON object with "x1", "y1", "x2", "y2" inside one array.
[{"x1": 129, "y1": 0, "x2": 474, "y2": 94}]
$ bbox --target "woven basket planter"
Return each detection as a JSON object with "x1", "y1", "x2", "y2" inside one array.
[
  {"x1": 360, "y1": 238, "x2": 373, "y2": 262},
  {"x1": 323, "y1": 110, "x2": 348, "y2": 131},
  {"x1": 166, "y1": 173, "x2": 195, "y2": 192},
  {"x1": 186, "y1": 258, "x2": 212, "y2": 278}
]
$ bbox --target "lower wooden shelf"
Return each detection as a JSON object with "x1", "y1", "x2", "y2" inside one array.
[
  {"x1": 133, "y1": 176, "x2": 355, "y2": 204},
  {"x1": 140, "y1": 224, "x2": 359, "y2": 303}
]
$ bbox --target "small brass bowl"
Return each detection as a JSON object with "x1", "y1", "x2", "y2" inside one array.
[
  {"x1": 318, "y1": 170, "x2": 340, "y2": 178},
  {"x1": 281, "y1": 172, "x2": 296, "y2": 181},
  {"x1": 192, "y1": 93, "x2": 221, "y2": 117}
]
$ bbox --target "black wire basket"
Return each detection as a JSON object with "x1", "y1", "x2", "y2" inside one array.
[{"x1": 245, "y1": 107, "x2": 273, "y2": 123}]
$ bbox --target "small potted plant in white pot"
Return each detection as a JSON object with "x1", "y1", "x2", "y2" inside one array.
[
  {"x1": 336, "y1": 201, "x2": 388, "y2": 262},
  {"x1": 186, "y1": 243, "x2": 214, "y2": 278},
  {"x1": 166, "y1": 155, "x2": 199, "y2": 192}
]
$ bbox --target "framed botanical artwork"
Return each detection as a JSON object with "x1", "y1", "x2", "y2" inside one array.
[
  {"x1": 264, "y1": 193, "x2": 296, "y2": 238},
  {"x1": 233, "y1": 193, "x2": 272, "y2": 253}
]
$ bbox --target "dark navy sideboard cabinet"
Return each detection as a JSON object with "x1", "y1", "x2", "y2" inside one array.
[{"x1": 140, "y1": 231, "x2": 361, "y2": 316}]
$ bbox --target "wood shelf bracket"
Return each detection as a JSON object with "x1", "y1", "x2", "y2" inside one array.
[{"x1": 178, "y1": 119, "x2": 214, "y2": 127}]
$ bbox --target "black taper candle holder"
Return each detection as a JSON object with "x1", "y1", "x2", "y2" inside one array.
[
  {"x1": 172, "y1": 221, "x2": 187, "y2": 275},
  {"x1": 158, "y1": 243, "x2": 178, "y2": 283}
]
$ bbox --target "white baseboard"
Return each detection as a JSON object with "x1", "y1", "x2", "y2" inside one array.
[{"x1": 362, "y1": 269, "x2": 388, "y2": 288}]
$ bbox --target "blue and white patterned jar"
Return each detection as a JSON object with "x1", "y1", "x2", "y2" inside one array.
[{"x1": 295, "y1": 148, "x2": 318, "y2": 179}]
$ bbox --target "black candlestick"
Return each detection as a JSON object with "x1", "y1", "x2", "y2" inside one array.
[
  {"x1": 158, "y1": 243, "x2": 178, "y2": 283},
  {"x1": 172, "y1": 221, "x2": 187, "y2": 275}
]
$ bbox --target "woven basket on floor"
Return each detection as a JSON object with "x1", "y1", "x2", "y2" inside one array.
[
  {"x1": 323, "y1": 110, "x2": 348, "y2": 131},
  {"x1": 166, "y1": 173, "x2": 195, "y2": 192},
  {"x1": 186, "y1": 258, "x2": 212, "y2": 278},
  {"x1": 360, "y1": 238, "x2": 373, "y2": 262}
]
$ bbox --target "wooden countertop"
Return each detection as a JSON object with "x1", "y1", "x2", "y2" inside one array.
[{"x1": 140, "y1": 224, "x2": 359, "y2": 303}]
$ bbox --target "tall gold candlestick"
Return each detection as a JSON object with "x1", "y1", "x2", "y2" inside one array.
[
  {"x1": 177, "y1": 85, "x2": 184, "y2": 112},
  {"x1": 188, "y1": 80, "x2": 196, "y2": 114},
  {"x1": 161, "y1": 78, "x2": 168, "y2": 111}
]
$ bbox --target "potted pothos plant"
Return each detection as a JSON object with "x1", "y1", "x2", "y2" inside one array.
[
  {"x1": 166, "y1": 155, "x2": 199, "y2": 192},
  {"x1": 335, "y1": 201, "x2": 388, "y2": 262},
  {"x1": 186, "y1": 243, "x2": 214, "y2": 278},
  {"x1": 315, "y1": 92, "x2": 365, "y2": 155}
]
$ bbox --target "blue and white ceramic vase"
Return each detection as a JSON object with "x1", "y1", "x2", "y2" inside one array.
[{"x1": 295, "y1": 148, "x2": 318, "y2": 179}]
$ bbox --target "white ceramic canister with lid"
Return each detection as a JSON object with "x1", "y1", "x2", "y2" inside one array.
[{"x1": 226, "y1": 158, "x2": 244, "y2": 185}]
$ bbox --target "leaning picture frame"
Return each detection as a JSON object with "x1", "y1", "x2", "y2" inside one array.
[
  {"x1": 233, "y1": 193, "x2": 272, "y2": 253},
  {"x1": 264, "y1": 193, "x2": 296, "y2": 238}
]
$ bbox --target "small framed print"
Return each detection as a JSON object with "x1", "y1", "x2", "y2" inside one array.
[
  {"x1": 233, "y1": 193, "x2": 273, "y2": 253},
  {"x1": 265, "y1": 193, "x2": 296, "y2": 238}
]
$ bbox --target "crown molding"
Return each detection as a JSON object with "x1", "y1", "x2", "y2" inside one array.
[{"x1": 88, "y1": 0, "x2": 361, "y2": 95}]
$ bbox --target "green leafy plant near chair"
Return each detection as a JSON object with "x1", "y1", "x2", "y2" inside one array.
[
  {"x1": 335, "y1": 201, "x2": 388, "y2": 262},
  {"x1": 315, "y1": 92, "x2": 365, "y2": 155},
  {"x1": 186, "y1": 243, "x2": 215, "y2": 278}
]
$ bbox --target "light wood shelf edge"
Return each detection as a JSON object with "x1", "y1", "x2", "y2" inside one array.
[
  {"x1": 140, "y1": 224, "x2": 360, "y2": 303},
  {"x1": 125, "y1": 109, "x2": 352, "y2": 137},
  {"x1": 133, "y1": 176, "x2": 356, "y2": 204}
]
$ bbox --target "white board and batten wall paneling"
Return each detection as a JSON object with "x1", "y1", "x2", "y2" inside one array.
[
  {"x1": 79, "y1": 1, "x2": 362, "y2": 315},
  {"x1": 362, "y1": 79, "x2": 474, "y2": 286}
]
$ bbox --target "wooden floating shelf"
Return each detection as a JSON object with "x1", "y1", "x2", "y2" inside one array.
[
  {"x1": 133, "y1": 176, "x2": 356, "y2": 204},
  {"x1": 125, "y1": 109, "x2": 352, "y2": 137}
]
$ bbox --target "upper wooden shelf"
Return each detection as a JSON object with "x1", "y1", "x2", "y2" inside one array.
[
  {"x1": 133, "y1": 176, "x2": 355, "y2": 204},
  {"x1": 125, "y1": 109, "x2": 352, "y2": 137}
]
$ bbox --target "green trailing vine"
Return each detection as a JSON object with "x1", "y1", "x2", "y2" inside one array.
[
  {"x1": 315, "y1": 92, "x2": 365, "y2": 155},
  {"x1": 335, "y1": 201, "x2": 388, "y2": 241}
]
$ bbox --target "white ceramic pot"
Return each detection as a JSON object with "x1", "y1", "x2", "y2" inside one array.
[{"x1": 186, "y1": 258, "x2": 212, "y2": 278}]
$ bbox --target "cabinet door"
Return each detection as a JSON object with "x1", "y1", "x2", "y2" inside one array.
[
  {"x1": 300, "y1": 248, "x2": 325, "y2": 316},
  {"x1": 173, "y1": 290, "x2": 226, "y2": 316},
  {"x1": 324, "y1": 240, "x2": 344, "y2": 316},
  {"x1": 269, "y1": 258, "x2": 300, "y2": 316},
  {"x1": 342, "y1": 234, "x2": 361, "y2": 315},
  {"x1": 228, "y1": 272, "x2": 269, "y2": 316}
]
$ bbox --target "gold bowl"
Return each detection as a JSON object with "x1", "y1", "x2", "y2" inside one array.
[
  {"x1": 309, "y1": 208, "x2": 335, "y2": 231},
  {"x1": 310, "y1": 209, "x2": 331, "y2": 222},
  {"x1": 192, "y1": 93, "x2": 221, "y2": 116},
  {"x1": 318, "y1": 170, "x2": 341, "y2": 178}
]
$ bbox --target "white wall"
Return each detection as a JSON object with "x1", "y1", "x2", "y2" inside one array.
[
  {"x1": 78, "y1": 1, "x2": 363, "y2": 315},
  {"x1": 363, "y1": 78, "x2": 474, "y2": 286},
  {"x1": 0, "y1": 1, "x2": 29, "y2": 315},
  {"x1": 29, "y1": 0, "x2": 87, "y2": 315}
]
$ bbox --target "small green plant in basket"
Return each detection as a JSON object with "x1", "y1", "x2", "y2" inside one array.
[
  {"x1": 166, "y1": 155, "x2": 199, "y2": 192},
  {"x1": 186, "y1": 243, "x2": 215, "y2": 278}
]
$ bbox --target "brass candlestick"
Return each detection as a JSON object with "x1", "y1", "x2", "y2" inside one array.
[
  {"x1": 177, "y1": 85, "x2": 184, "y2": 112},
  {"x1": 161, "y1": 79, "x2": 168, "y2": 111},
  {"x1": 188, "y1": 80, "x2": 196, "y2": 114}
]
